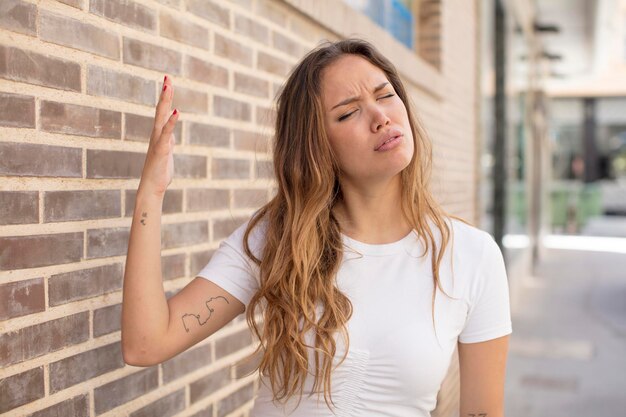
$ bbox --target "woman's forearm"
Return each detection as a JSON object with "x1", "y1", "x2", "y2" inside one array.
[{"x1": 121, "y1": 189, "x2": 169, "y2": 363}]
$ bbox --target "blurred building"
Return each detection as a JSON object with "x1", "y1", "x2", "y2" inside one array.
[
  {"x1": 478, "y1": 0, "x2": 548, "y2": 313},
  {"x1": 540, "y1": 0, "x2": 626, "y2": 222}
]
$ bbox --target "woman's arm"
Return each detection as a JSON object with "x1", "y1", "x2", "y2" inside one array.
[
  {"x1": 121, "y1": 76, "x2": 244, "y2": 366},
  {"x1": 458, "y1": 334, "x2": 510, "y2": 417}
]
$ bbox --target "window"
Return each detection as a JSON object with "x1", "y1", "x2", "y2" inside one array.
[{"x1": 343, "y1": 0, "x2": 442, "y2": 69}]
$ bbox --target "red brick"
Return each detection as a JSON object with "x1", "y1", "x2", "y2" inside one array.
[
  {"x1": 44, "y1": 190, "x2": 121, "y2": 222},
  {"x1": 49, "y1": 263, "x2": 123, "y2": 306},
  {"x1": 187, "y1": 188, "x2": 230, "y2": 212},
  {"x1": 172, "y1": 154, "x2": 207, "y2": 178},
  {"x1": 217, "y1": 382, "x2": 254, "y2": 417},
  {"x1": 233, "y1": 350, "x2": 261, "y2": 379},
  {"x1": 257, "y1": 51, "x2": 290, "y2": 77},
  {"x1": 161, "y1": 221, "x2": 208, "y2": 249},
  {"x1": 125, "y1": 189, "x2": 182, "y2": 216},
  {"x1": 233, "y1": 189, "x2": 266, "y2": 208},
  {"x1": 190, "y1": 249, "x2": 215, "y2": 276},
  {"x1": 214, "y1": 33, "x2": 253, "y2": 67},
  {"x1": 255, "y1": 0, "x2": 287, "y2": 26},
  {"x1": 213, "y1": 216, "x2": 248, "y2": 240},
  {"x1": 41, "y1": 100, "x2": 121, "y2": 139},
  {"x1": 171, "y1": 84, "x2": 209, "y2": 114},
  {"x1": 93, "y1": 303, "x2": 121, "y2": 337},
  {"x1": 0, "y1": 142, "x2": 81, "y2": 178},
  {"x1": 0, "y1": 0, "x2": 37, "y2": 36},
  {"x1": 0, "y1": 278, "x2": 44, "y2": 320},
  {"x1": 94, "y1": 367, "x2": 159, "y2": 414},
  {"x1": 255, "y1": 159, "x2": 274, "y2": 180},
  {"x1": 271, "y1": 31, "x2": 301, "y2": 58},
  {"x1": 189, "y1": 367, "x2": 231, "y2": 404},
  {"x1": 130, "y1": 389, "x2": 185, "y2": 417},
  {"x1": 49, "y1": 342, "x2": 125, "y2": 394},
  {"x1": 233, "y1": 129, "x2": 269, "y2": 153},
  {"x1": 215, "y1": 328, "x2": 252, "y2": 360},
  {"x1": 0, "y1": 92, "x2": 35, "y2": 128},
  {"x1": 0, "y1": 312, "x2": 89, "y2": 367},
  {"x1": 289, "y1": 15, "x2": 318, "y2": 42},
  {"x1": 186, "y1": 122, "x2": 230, "y2": 147},
  {"x1": 86, "y1": 149, "x2": 144, "y2": 179},
  {"x1": 0, "y1": 232, "x2": 83, "y2": 270},
  {"x1": 160, "y1": 11, "x2": 209, "y2": 49},
  {"x1": 90, "y1": 0, "x2": 156, "y2": 32},
  {"x1": 162, "y1": 253, "x2": 186, "y2": 281},
  {"x1": 40, "y1": 10, "x2": 119, "y2": 59},
  {"x1": 212, "y1": 158, "x2": 251, "y2": 180},
  {"x1": 29, "y1": 394, "x2": 89, "y2": 417},
  {"x1": 125, "y1": 112, "x2": 182, "y2": 144},
  {"x1": 0, "y1": 367, "x2": 44, "y2": 413},
  {"x1": 185, "y1": 55, "x2": 229, "y2": 88},
  {"x1": 190, "y1": 405, "x2": 214, "y2": 417},
  {"x1": 255, "y1": 105, "x2": 276, "y2": 127},
  {"x1": 86, "y1": 227, "x2": 129, "y2": 259},
  {"x1": 0, "y1": 191, "x2": 38, "y2": 225},
  {"x1": 123, "y1": 37, "x2": 182, "y2": 75},
  {"x1": 0, "y1": 45, "x2": 81, "y2": 91},
  {"x1": 213, "y1": 95, "x2": 251, "y2": 121},
  {"x1": 186, "y1": 0, "x2": 230, "y2": 28},
  {"x1": 272, "y1": 81, "x2": 284, "y2": 99},
  {"x1": 234, "y1": 72, "x2": 269, "y2": 98},
  {"x1": 234, "y1": 14, "x2": 269, "y2": 44},
  {"x1": 87, "y1": 66, "x2": 156, "y2": 106},
  {"x1": 162, "y1": 344, "x2": 212, "y2": 383}
]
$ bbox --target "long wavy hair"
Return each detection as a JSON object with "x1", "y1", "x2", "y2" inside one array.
[{"x1": 241, "y1": 38, "x2": 470, "y2": 411}]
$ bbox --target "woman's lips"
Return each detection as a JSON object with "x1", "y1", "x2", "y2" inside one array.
[{"x1": 375, "y1": 135, "x2": 403, "y2": 151}]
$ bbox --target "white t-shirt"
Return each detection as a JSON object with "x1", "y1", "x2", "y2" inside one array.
[{"x1": 197, "y1": 215, "x2": 513, "y2": 417}]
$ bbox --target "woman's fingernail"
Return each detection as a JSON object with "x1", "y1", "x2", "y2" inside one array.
[
  {"x1": 173, "y1": 109, "x2": 178, "y2": 115},
  {"x1": 164, "y1": 75, "x2": 168, "y2": 83},
  {"x1": 163, "y1": 84, "x2": 167, "y2": 92}
]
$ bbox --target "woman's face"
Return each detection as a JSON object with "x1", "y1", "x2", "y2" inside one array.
[{"x1": 321, "y1": 54, "x2": 414, "y2": 184}]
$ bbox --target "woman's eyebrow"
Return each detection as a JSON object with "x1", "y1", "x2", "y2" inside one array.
[{"x1": 330, "y1": 82, "x2": 389, "y2": 110}]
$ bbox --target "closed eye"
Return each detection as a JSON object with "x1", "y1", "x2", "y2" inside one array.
[{"x1": 338, "y1": 93, "x2": 396, "y2": 121}]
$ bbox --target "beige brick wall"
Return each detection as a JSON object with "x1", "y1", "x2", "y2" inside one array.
[{"x1": 0, "y1": 0, "x2": 479, "y2": 416}]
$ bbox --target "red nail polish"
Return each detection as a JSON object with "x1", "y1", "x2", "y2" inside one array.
[
  {"x1": 163, "y1": 84, "x2": 167, "y2": 92},
  {"x1": 164, "y1": 75, "x2": 168, "y2": 83},
  {"x1": 173, "y1": 109, "x2": 178, "y2": 115}
]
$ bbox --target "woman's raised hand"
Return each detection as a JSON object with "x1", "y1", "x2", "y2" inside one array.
[{"x1": 138, "y1": 75, "x2": 180, "y2": 198}]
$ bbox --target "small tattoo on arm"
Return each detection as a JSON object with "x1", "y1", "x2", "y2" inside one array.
[
  {"x1": 140, "y1": 212, "x2": 147, "y2": 226},
  {"x1": 181, "y1": 296, "x2": 230, "y2": 333}
]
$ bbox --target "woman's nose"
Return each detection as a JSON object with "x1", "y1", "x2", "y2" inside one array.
[{"x1": 371, "y1": 105, "x2": 391, "y2": 131}]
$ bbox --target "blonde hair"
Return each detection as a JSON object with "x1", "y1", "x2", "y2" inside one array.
[{"x1": 241, "y1": 38, "x2": 471, "y2": 411}]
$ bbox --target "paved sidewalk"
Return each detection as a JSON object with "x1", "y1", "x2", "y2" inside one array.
[{"x1": 504, "y1": 240, "x2": 626, "y2": 416}]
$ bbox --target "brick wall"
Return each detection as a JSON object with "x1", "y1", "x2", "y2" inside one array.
[{"x1": 0, "y1": 0, "x2": 480, "y2": 416}]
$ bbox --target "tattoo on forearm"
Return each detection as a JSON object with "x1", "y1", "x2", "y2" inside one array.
[
  {"x1": 140, "y1": 212, "x2": 147, "y2": 226},
  {"x1": 181, "y1": 296, "x2": 230, "y2": 332},
  {"x1": 467, "y1": 414, "x2": 487, "y2": 417}
]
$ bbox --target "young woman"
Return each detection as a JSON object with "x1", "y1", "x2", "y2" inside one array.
[{"x1": 122, "y1": 38, "x2": 512, "y2": 417}]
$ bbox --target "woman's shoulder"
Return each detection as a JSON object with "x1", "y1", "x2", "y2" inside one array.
[
  {"x1": 426, "y1": 216, "x2": 494, "y2": 266},
  {"x1": 446, "y1": 217, "x2": 503, "y2": 272},
  {"x1": 448, "y1": 217, "x2": 492, "y2": 246},
  {"x1": 426, "y1": 215, "x2": 490, "y2": 247}
]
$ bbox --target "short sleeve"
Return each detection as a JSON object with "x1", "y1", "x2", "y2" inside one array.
[
  {"x1": 458, "y1": 232, "x2": 513, "y2": 343},
  {"x1": 196, "y1": 220, "x2": 262, "y2": 309}
]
